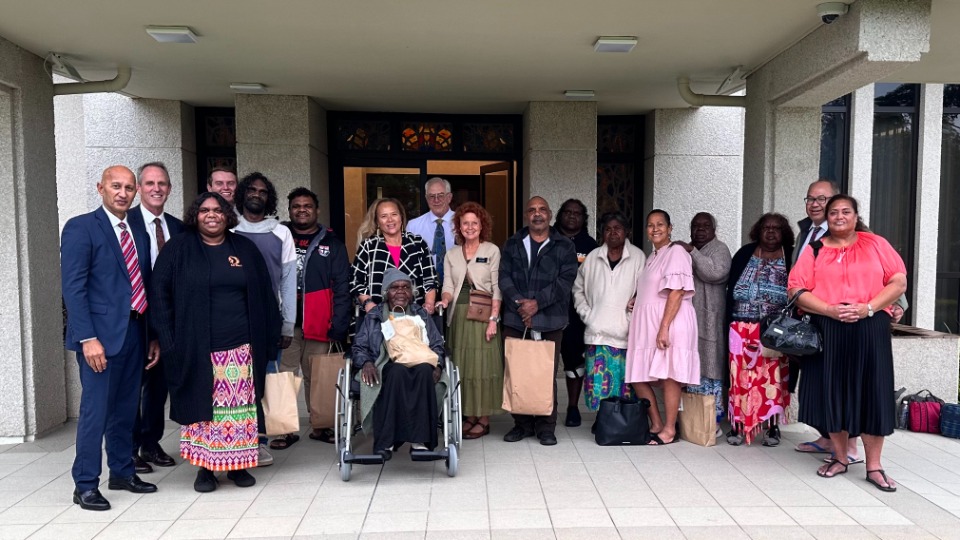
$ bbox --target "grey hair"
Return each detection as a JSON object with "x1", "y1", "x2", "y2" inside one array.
[
  {"x1": 137, "y1": 161, "x2": 170, "y2": 185},
  {"x1": 425, "y1": 177, "x2": 451, "y2": 193},
  {"x1": 809, "y1": 179, "x2": 840, "y2": 196},
  {"x1": 692, "y1": 212, "x2": 717, "y2": 230}
]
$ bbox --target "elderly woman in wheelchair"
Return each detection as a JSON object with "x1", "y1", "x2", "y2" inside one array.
[{"x1": 351, "y1": 269, "x2": 448, "y2": 460}]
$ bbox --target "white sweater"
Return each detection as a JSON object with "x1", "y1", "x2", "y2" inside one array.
[{"x1": 572, "y1": 239, "x2": 646, "y2": 349}]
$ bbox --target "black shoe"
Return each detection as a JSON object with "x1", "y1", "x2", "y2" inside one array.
[
  {"x1": 503, "y1": 426, "x2": 535, "y2": 443},
  {"x1": 107, "y1": 474, "x2": 157, "y2": 494},
  {"x1": 226, "y1": 469, "x2": 256, "y2": 488},
  {"x1": 376, "y1": 449, "x2": 393, "y2": 462},
  {"x1": 538, "y1": 432, "x2": 558, "y2": 446},
  {"x1": 194, "y1": 468, "x2": 218, "y2": 493},
  {"x1": 73, "y1": 488, "x2": 110, "y2": 511},
  {"x1": 565, "y1": 406, "x2": 582, "y2": 427},
  {"x1": 133, "y1": 454, "x2": 153, "y2": 474},
  {"x1": 140, "y1": 447, "x2": 175, "y2": 467}
]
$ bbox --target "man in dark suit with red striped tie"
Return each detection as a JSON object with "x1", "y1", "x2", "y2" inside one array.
[{"x1": 61, "y1": 165, "x2": 160, "y2": 511}]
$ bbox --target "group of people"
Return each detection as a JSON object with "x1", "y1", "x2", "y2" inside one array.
[{"x1": 61, "y1": 168, "x2": 906, "y2": 510}]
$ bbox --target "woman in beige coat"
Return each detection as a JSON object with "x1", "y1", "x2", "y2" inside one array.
[{"x1": 436, "y1": 202, "x2": 504, "y2": 439}]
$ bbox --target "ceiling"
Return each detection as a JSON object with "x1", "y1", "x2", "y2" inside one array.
[{"x1": 0, "y1": 0, "x2": 957, "y2": 114}]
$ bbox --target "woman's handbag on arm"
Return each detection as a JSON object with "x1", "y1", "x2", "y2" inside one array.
[
  {"x1": 463, "y1": 248, "x2": 493, "y2": 322},
  {"x1": 760, "y1": 288, "x2": 822, "y2": 357}
]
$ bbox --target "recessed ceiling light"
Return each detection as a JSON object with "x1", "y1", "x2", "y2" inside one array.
[
  {"x1": 594, "y1": 36, "x2": 638, "y2": 53},
  {"x1": 564, "y1": 90, "x2": 595, "y2": 100},
  {"x1": 230, "y1": 83, "x2": 268, "y2": 94},
  {"x1": 145, "y1": 26, "x2": 198, "y2": 43}
]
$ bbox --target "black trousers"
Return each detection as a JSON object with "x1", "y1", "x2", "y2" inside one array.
[
  {"x1": 133, "y1": 362, "x2": 168, "y2": 453},
  {"x1": 503, "y1": 326, "x2": 562, "y2": 435}
]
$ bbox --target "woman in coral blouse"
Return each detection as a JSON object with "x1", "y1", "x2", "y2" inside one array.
[{"x1": 787, "y1": 195, "x2": 906, "y2": 492}]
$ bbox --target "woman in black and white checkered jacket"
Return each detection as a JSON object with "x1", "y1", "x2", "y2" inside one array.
[{"x1": 352, "y1": 198, "x2": 438, "y2": 314}]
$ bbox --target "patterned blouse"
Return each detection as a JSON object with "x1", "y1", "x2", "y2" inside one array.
[
  {"x1": 731, "y1": 255, "x2": 788, "y2": 321},
  {"x1": 351, "y1": 232, "x2": 437, "y2": 306}
]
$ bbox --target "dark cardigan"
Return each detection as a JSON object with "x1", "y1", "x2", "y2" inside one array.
[{"x1": 150, "y1": 231, "x2": 281, "y2": 425}]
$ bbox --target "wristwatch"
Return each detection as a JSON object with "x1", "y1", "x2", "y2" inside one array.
[
  {"x1": 489, "y1": 315, "x2": 501, "y2": 323},
  {"x1": 867, "y1": 303, "x2": 874, "y2": 317}
]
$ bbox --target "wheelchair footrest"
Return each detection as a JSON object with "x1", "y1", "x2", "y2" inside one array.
[
  {"x1": 344, "y1": 453, "x2": 386, "y2": 465},
  {"x1": 410, "y1": 450, "x2": 448, "y2": 462}
]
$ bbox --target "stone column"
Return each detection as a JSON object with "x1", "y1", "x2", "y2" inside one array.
[
  {"x1": 234, "y1": 95, "x2": 329, "y2": 225},
  {"x1": 0, "y1": 37, "x2": 64, "y2": 440},
  {"x1": 643, "y1": 107, "x2": 744, "y2": 251},
  {"x1": 522, "y1": 102, "x2": 596, "y2": 219},
  {"x1": 54, "y1": 92, "x2": 197, "y2": 416},
  {"x1": 848, "y1": 84, "x2": 875, "y2": 224},
  {"x1": 914, "y1": 84, "x2": 944, "y2": 330}
]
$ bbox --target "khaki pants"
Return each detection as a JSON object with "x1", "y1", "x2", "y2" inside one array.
[{"x1": 279, "y1": 327, "x2": 330, "y2": 430}]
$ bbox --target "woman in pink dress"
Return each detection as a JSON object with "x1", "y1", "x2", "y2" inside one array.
[{"x1": 626, "y1": 209, "x2": 700, "y2": 445}]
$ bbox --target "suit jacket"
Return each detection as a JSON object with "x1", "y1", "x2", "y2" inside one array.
[
  {"x1": 61, "y1": 206, "x2": 152, "y2": 356},
  {"x1": 794, "y1": 217, "x2": 829, "y2": 265},
  {"x1": 441, "y1": 241, "x2": 502, "y2": 325},
  {"x1": 128, "y1": 204, "x2": 183, "y2": 344}
]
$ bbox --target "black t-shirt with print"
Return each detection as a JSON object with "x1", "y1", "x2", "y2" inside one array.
[
  {"x1": 292, "y1": 230, "x2": 320, "y2": 327},
  {"x1": 206, "y1": 242, "x2": 250, "y2": 351}
]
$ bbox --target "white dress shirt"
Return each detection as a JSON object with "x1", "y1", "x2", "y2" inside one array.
[
  {"x1": 103, "y1": 205, "x2": 134, "y2": 249},
  {"x1": 407, "y1": 208, "x2": 456, "y2": 253},
  {"x1": 140, "y1": 205, "x2": 169, "y2": 268},
  {"x1": 800, "y1": 221, "x2": 828, "y2": 254}
]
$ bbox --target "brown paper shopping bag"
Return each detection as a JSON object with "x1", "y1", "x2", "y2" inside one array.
[
  {"x1": 263, "y1": 369, "x2": 302, "y2": 436},
  {"x1": 386, "y1": 316, "x2": 439, "y2": 368},
  {"x1": 309, "y1": 343, "x2": 344, "y2": 429},
  {"x1": 678, "y1": 391, "x2": 717, "y2": 447},
  {"x1": 502, "y1": 334, "x2": 555, "y2": 416}
]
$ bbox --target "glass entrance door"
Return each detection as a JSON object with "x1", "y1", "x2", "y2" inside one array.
[
  {"x1": 343, "y1": 163, "x2": 425, "y2": 257},
  {"x1": 480, "y1": 162, "x2": 514, "y2": 247}
]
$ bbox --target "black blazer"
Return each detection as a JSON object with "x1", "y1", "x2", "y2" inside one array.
[
  {"x1": 150, "y1": 231, "x2": 281, "y2": 425},
  {"x1": 794, "y1": 217, "x2": 829, "y2": 266},
  {"x1": 129, "y1": 204, "x2": 184, "y2": 344}
]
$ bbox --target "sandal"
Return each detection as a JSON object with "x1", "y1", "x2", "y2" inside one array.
[
  {"x1": 464, "y1": 422, "x2": 490, "y2": 440},
  {"x1": 817, "y1": 459, "x2": 849, "y2": 478},
  {"x1": 866, "y1": 469, "x2": 897, "y2": 492},
  {"x1": 269, "y1": 433, "x2": 300, "y2": 450},
  {"x1": 795, "y1": 441, "x2": 832, "y2": 454},
  {"x1": 823, "y1": 453, "x2": 864, "y2": 465},
  {"x1": 308, "y1": 428, "x2": 335, "y2": 444}
]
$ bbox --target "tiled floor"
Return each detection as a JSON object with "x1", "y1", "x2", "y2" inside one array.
[{"x1": 4, "y1": 415, "x2": 960, "y2": 539}]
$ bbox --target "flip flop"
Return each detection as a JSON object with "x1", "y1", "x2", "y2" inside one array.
[
  {"x1": 463, "y1": 422, "x2": 490, "y2": 440},
  {"x1": 817, "y1": 458, "x2": 849, "y2": 478},
  {"x1": 308, "y1": 428, "x2": 335, "y2": 444},
  {"x1": 866, "y1": 469, "x2": 897, "y2": 492},
  {"x1": 647, "y1": 433, "x2": 677, "y2": 446},
  {"x1": 823, "y1": 454, "x2": 864, "y2": 465},
  {"x1": 269, "y1": 433, "x2": 300, "y2": 450},
  {"x1": 795, "y1": 441, "x2": 831, "y2": 454}
]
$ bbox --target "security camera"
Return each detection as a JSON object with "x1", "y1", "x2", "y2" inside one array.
[{"x1": 818, "y1": 2, "x2": 849, "y2": 24}]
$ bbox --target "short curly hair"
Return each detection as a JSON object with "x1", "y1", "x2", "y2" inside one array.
[
  {"x1": 236, "y1": 172, "x2": 278, "y2": 217},
  {"x1": 748, "y1": 212, "x2": 795, "y2": 248},
  {"x1": 452, "y1": 202, "x2": 493, "y2": 245},
  {"x1": 183, "y1": 192, "x2": 239, "y2": 231}
]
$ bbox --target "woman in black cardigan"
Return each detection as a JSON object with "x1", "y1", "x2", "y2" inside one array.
[{"x1": 150, "y1": 193, "x2": 280, "y2": 493}]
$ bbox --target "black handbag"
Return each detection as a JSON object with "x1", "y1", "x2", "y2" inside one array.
[
  {"x1": 594, "y1": 397, "x2": 651, "y2": 446},
  {"x1": 760, "y1": 288, "x2": 822, "y2": 356}
]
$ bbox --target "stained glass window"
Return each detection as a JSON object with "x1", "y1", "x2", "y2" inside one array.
[
  {"x1": 598, "y1": 123, "x2": 636, "y2": 154},
  {"x1": 400, "y1": 122, "x2": 453, "y2": 152},
  {"x1": 337, "y1": 121, "x2": 391, "y2": 151},
  {"x1": 205, "y1": 116, "x2": 236, "y2": 147},
  {"x1": 596, "y1": 163, "x2": 636, "y2": 237},
  {"x1": 463, "y1": 123, "x2": 514, "y2": 153}
]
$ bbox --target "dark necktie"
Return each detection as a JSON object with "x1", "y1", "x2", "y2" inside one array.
[
  {"x1": 434, "y1": 218, "x2": 446, "y2": 285},
  {"x1": 154, "y1": 217, "x2": 166, "y2": 252},
  {"x1": 119, "y1": 223, "x2": 147, "y2": 314}
]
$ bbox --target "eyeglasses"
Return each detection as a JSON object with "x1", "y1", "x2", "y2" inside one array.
[
  {"x1": 427, "y1": 193, "x2": 450, "y2": 201},
  {"x1": 804, "y1": 196, "x2": 828, "y2": 205}
]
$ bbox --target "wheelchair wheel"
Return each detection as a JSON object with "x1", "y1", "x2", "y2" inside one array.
[
  {"x1": 339, "y1": 448, "x2": 352, "y2": 482},
  {"x1": 445, "y1": 443, "x2": 459, "y2": 477}
]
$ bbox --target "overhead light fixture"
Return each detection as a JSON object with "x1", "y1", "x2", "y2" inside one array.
[
  {"x1": 594, "y1": 36, "x2": 638, "y2": 53},
  {"x1": 145, "y1": 26, "x2": 198, "y2": 44},
  {"x1": 564, "y1": 90, "x2": 595, "y2": 100},
  {"x1": 230, "y1": 83, "x2": 268, "y2": 94}
]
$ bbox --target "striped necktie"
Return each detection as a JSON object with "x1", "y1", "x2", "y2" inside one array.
[{"x1": 119, "y1": 223, "x2": 147, "y2": 314}]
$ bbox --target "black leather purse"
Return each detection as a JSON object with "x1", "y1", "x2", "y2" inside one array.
[
  {"x1": 594, "y1": 397, "x2": 651, "y2": 446},
  {"x1": 760, "y1": 289, "x2": 822, "y2": 356}
]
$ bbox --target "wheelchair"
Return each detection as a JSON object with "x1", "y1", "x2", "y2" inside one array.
[{"x1": 333, "y1": 353, "x2": 462, "y2": 481}]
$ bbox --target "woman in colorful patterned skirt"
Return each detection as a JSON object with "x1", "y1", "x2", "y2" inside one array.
[
  {"x1": 723, "y1": 213, "x2": 794, "y2": 446},
  {"x1": 151, "y1": 193, "x2": 281, "y2": 493},
  {"x1": 572, "y1": 212, "x2": 645, "y2": 417}
]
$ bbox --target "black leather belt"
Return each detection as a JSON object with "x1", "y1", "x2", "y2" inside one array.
[{"x1": 130, "y1": 310, "x2": 144, "y2": 321}]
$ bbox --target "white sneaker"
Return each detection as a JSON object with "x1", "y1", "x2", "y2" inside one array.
[{"x1": 257, "y1": 444, "x2": 274, "y2": 467}]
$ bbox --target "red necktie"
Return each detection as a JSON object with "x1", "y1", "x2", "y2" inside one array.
[
  {"x1": 154, "y1": 217, "x2": 166, "y2": 252},
  {"x1": 119, "y1": 223, "x2": 147, "y2": 314}
]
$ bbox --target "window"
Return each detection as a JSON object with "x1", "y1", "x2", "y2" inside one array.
[
  {"x1": 871, "y1": 83, "x2": 920, "y2": 324},
  {"x1": 820, "y1": 95, "x2": 850, "y2": 192},
  {"x1": 937, "y1": 84, "x2": 960, "y2": 333},
  {"x1": 597, "y1": 116, "x2": 644, "y2": 241}
]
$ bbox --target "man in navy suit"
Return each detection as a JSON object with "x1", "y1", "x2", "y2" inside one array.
[
  {"x1": 61, "y1": 165, "x2": 160, "y2": 511},
  {"x1": 128, "y1": 162, "x2": 184, "y2": 473}
]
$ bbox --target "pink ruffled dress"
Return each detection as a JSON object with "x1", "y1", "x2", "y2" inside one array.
[{"x1": 625, "y1": 243, "x2": 701, "y2": 385}]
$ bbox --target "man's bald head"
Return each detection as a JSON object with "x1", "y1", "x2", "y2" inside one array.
[{"x1": 97, "y1": 165, "x2": 137, "y2": 219}]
